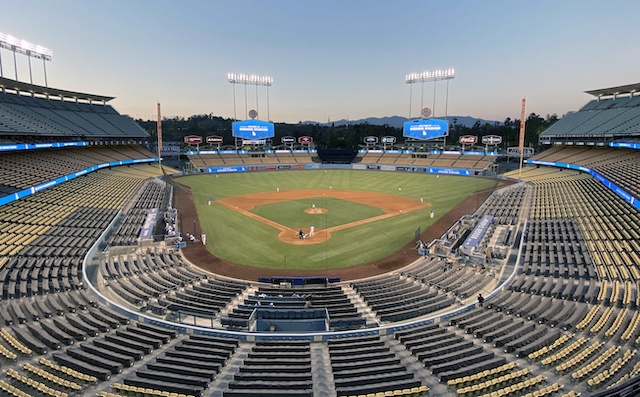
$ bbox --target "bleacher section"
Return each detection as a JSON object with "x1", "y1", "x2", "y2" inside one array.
[
  {"x1": 357, "y1": 151, "x2": 495, "y2": 170},
  {"x1": 188, "y1": 150, "x2": 315, "y2": 169}
]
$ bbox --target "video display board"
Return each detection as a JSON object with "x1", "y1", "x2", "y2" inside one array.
[
  {"x1": 232, "y1": 120, "x2": 275, "y2": 140},
  {"x1": 403, "y1": 119, "x2": 449, "y2": 140}
]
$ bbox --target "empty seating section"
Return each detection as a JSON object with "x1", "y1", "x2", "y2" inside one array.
[
  {"x1": 520, "y1": 218, "x2": 596, "y2": 281},
  {"x1": 356, "y1": 151, "x2": 496, "y2": 169},
  {"x1": 0, "y1": 145, "x2": 156, "y2": 192},
  {"x1": 328, "y1": 335, "x2": 424, "y2": 395},
  {"x1": 475, "y1": 184, "x2": 529, "y2": 226},
  {"x1": 189, "y1": 150, "x2": 315, "y2": 168},
  {"x1": 513, "y1": 166, "x2": 640, "y2": 286},
  {"x1": 395, "y1": 321, "x2": 507, "y2": 385},
  {"x1": 97, "y1": 250, "x2": 248, "y2": 319},
  {"x1": 106, "y1": 180, "x2": 167, "y2": 246},
  {"x1": 352, "y1": 273, "x2": 456, "y2": 322},
  {"x1": 400, "y1": 258, "x2": 492, "y2": 301},
  {"x1": 541, "y1": 96, "x2": 640, "y2": 139},
  {"x1": 494, "y1": 145, "x2": 640, "y2": 394},
  {"x1": 530, "y1": 145, "x2": 640, "y2": 199},
  {"x1": 123, "y1": 334, "x2": 237, "y2": 397},
  {"x1": 0, "y1": 162, "x2": 176, "y2": 395},
  {"x1": 223, "y1": 339, "x2": 312, "y2": 396},
  {"x1": 0, "y1": 92, "x2": 146, "y2": 137}
]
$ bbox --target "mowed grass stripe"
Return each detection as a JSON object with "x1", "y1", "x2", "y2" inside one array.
[{"x1": 178, "y1": 170, "x2": 501, "y2": 270}]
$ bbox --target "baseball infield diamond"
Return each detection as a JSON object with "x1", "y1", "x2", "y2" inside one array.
[
  {"x1": 172, "y1": 170, "x2": 509, "y2": 278},
  {"x1": 217, "y1": 189, "x2": 429, "y2": 245}
]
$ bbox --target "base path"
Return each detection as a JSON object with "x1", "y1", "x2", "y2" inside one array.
[
  {"x1": 170, "y1": 176, "x2": 511, "y2": 281},
  {"x1": 217, "y1": 189, "x2": 428, "y2": 245}
]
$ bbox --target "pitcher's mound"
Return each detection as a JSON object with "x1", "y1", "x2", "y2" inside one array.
[{"x1": 305, "y1": 208, "x2": 327, "y2": 214}]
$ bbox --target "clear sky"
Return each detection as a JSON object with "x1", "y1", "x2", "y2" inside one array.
[{"x1": 1, "y1": 0, "x2": 639, "y2": 123}]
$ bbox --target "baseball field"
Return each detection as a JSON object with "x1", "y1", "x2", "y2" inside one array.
[{"x1": 175, "y1": 169, "x2": 501, "y2": 273}]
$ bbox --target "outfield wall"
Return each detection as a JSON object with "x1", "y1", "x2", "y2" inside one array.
[{"x1": 200, "y1": 162, "x2": 479, "y2": 176}]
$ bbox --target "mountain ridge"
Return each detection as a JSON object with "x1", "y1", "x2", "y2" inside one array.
[{"x1": 303, "y1": 115, "x2": 501, "y2": 128}]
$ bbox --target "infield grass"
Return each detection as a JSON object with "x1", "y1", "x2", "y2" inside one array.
[
  {"x1": 251, "y1": 197, "x2": 383, "y2": 229},
  {"x1": 178, "y1": 170, "x2": 501, "y2": 270}
]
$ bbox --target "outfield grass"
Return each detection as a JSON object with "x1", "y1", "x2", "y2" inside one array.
[{"x1": 178, "y1": 170, "x2": 500, "y2": 270}]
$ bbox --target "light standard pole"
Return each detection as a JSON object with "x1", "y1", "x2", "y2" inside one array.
[
  {"x1": 405, "y1": 68, "x2": 455, "y2": 118},
  {"x1": 0, "y1": 32, "x2": 52, "y2": 85},
  {"x1": 227, "y1": 73, "x2": 274, "y2": 120}
]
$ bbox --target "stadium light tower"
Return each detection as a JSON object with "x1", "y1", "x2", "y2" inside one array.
[
  {"x1": 0, "y1": 32, "x2": 53, "y2": 86},
  {"x1": 227, "y1": 73, "x2": 273, "y2": 121},
  {"x1": 405, "y1": 68, "x2": 455, "y2": 120}
]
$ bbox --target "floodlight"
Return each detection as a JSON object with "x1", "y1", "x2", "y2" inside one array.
[
  {"x1": 405, "y1": 68, "x2": 454, "y2": 84},
  {"x1": 227, "y1": 72, "x2": 273, "y2": 86},
  {"x1": 0, "y1": 32, "x2": 52, "y2": 60}
]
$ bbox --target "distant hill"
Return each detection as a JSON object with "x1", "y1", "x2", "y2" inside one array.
[{"x1": 305, "y1": 115, "x2": 501, "y2": 128}]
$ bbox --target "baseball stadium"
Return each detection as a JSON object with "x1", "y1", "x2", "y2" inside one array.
[{"x1": 1, "y1": 35, "x2": 640, "y2": 397}]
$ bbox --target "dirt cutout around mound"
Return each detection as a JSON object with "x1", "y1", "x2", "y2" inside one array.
[
  {"x1": 170, "y1": 176, "x2": 510, "y2": 281},
  {"x1": 217, "y1": 189, "x2": 428, "y2": 245}
]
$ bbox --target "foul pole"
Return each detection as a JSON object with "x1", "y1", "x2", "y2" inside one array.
[
  {"x1": 518, "y1": 97, "x2": 526, "y2": 178},
  {"x1": 157, "y1": 102, "x2": 163, "y2": 173}
]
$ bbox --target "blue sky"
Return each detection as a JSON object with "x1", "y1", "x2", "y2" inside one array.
[{"x1": 1, "y1": 0, "x2": 639, "y2": 123}]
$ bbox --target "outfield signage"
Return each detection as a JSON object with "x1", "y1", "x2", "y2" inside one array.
[
  {"x1": 184, "y1": 135, "x2": 203, "y2": 145},
  {"x1": 427, "y1": 167, "x2": 471, "y2": 175},
  {"x1": 298, "y1": 136, "x2": 313, "y2": 144},
  {"x1": 481, "y1": 135, "x2": 503, "y2": 145},
  {"x1": 242, "y1": 139, "x2": 266, "y2": 145},
  {"x1": 364, "y1": 136, "x2": 378, "y2": 144},
  {"x1": 232, "y1": 120, "x2": 275, "y2": 139},
  {"x1": 161, "y1": 145, "x2": 181, "y2": 154},
  {"x1": 205, "y1": 166, "x2": 247, "y2": 173},
  {"x1": 403, "y1": 119, "x2": 449, "y2": 140},
  {"x1": 281, "y1": 136, "x2": 296, "y2": 144},
  {"x1": 206, "y1": 135, "x2": 223, "y2": 144},
  {"x1": 381, "y1": 136, "x2": 396, "y2": 144},
  {"x1": 459, "y1": 135, "x2": 478, "y2": 145}
]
